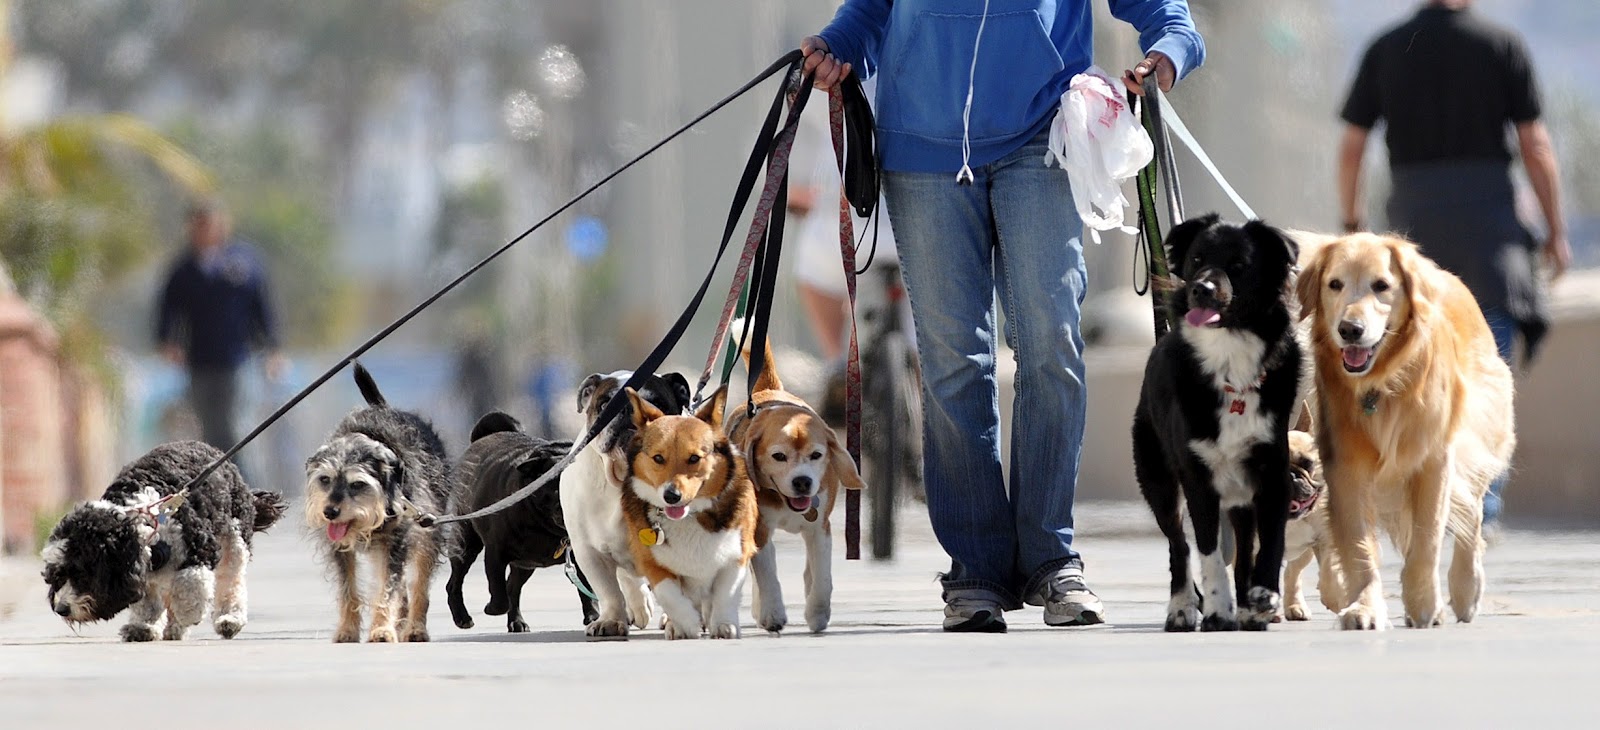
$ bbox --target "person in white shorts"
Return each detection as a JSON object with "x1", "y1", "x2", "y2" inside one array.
[{"x1": 788, "y1": 79, "x2": 897, "y2": 363}]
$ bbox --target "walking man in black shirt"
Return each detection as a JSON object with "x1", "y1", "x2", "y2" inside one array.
[
  {"x1": 1337, "y1": 0, "x2": 1570, "y2": 526},
  {"x1": 156, "y1": 199, "x2": 286, "y2": 464}
]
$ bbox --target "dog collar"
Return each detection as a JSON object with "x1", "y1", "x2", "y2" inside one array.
[
  {"x1": 1361, "y1": 390, "x2": 1380, "y2": 415},
  {"x1": 124, "y1": 492, "x2": 188, "y2": 546},
  {"x1": 1221, "y1": 374, "x2": 1265, "y2": 416}
]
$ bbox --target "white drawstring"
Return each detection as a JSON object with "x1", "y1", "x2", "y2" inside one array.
[{"x1": 956, "y1": 0, "x2": 992, "y2": 185}]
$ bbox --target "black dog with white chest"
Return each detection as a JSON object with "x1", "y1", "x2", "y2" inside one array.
[
  {"x1": 1132, "y1": 214, "x2": 1301, "y2": 632},
  {"x1": 445, "y1": 411, "x2": 597, "y2": 633}
]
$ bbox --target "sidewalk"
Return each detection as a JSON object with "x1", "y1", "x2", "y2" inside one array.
[{"x1": 4, "y1": 502, "x2": 1600, "y2": 728}]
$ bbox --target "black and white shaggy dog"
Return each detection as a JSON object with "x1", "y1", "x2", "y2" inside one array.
[
  {"x1": 1133, "y1": 214, "x2": 1302, "y2": 632},
  {"x1": 445, "y1": 411, "x2": 597, "y2": 633},
  {"x1": 304, "y1": 363, "x2": 451, "y2": 643},
  {"x1": 42, "y1": 441, "x2": 287, "y2": 641}
]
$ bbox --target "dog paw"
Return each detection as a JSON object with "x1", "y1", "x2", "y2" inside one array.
[
  {"x1": 1284, "y1": 603, "x2": 1311, "y2": 622},
  {"x1": 1238, "y1": 587, "x2": 1280, "y2": 630},
  {"x1": 451, "y1": 609, "x2": 474, "y2": 630},
  {"x1": 629, "y1": 601, "x2": 655, "y2": 631},
  {"x1": 663, "y1": 619, "x2": 700, "y2": 641},
  {"x1": 483, "y1": 598, "x2": 508, "y2": 617},
  {"x1": 757, "y1": 604, "x2": 788, "y2": 634},
  {"x1": 120, "y1": 624, "x2": 159, "y2": 643},
  {"x1": 161, "y1": 623, "x2": 189, "y2": 642},
  {"x1": 213, "y1": 615, "x2": 245, "y2": 639},
  {"x1": 1199, "y1": 613, "x2": 1239, "y2": 632},
  {"x1": 1403, "y1": 610, "x2": 1444, "y2": 629},
  {"x1": 585, "y1": 619, "x2": 629, "y2": 639},
  {"x1": 368, "y1": 626, "x2": 398, "y2": 643},
  {"x1": 403, "y1": 626, "x2": 430, "y2": 643},
  {"x1": 333, "y1": 625, "x2": 362, "y2": 643},
  {"x1": 1338, "y1": 605, "x2": 1390, "y2": 631},
  {"x1": 710, "y1": 622, "x2": 740, "y2": 640},
  {"x1": 507, "y1": 618, "x2": 530, "y2": 634},
  {"x1": 1164, "y1": 606, "x2": 1201, "y2": 632},
  {"x1": 805, "y1": 604, "x2": 830, "y2": 634}
]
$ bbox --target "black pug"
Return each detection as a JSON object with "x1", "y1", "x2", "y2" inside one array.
[
  {"x1": 445, "y1": 411, "x2": 597, "y2": 633},
  {"x1": 1132, "y1": 214, "x2": 1302, "y2": 632},
  {"x1": 42, "y1": 441, "x2": 287, "y2": 641},
  {"x1": 304, "y1": 363, "x2": 451, "y2": 643}
]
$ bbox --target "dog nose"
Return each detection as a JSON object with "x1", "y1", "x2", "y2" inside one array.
[
  {"x1": 791, "y1": 476, "x2": 813, "y2": 494},
  {"x1": 54, "y1": 603, "x2": 71, "y2": 617},
  {"x1": 322, "y1": 505, "x2": 341, "y2": 520},
  {"x1": 1338, "y1": 320, "x2": 1365, "y2": 342},
  {"x1": 662, "y1": 489, "x2": 682, "y2": 505}
]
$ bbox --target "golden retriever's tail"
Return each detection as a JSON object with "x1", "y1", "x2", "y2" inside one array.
[{"x1": 732, "y1": 318, "x2": 784, "y2": 392}]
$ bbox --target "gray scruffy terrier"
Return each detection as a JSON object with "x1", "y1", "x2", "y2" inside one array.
[
  {"x1": 304, "y1": 363, "x2": 451, "y2": 643},
  {"x1": 42, "y1": 441, "x2": 287, "y2": 641}
]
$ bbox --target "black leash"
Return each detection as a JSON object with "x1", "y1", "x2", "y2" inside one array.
[
  {"x1": 177, "y1": 50, "x2": 809, "y2": 501},
  {"x1": 424, "y1": 53, "x2": 819, "y2": 528},
  {"x1": 1132, "y1": 75, "x2": 1182, "y2": 339}
]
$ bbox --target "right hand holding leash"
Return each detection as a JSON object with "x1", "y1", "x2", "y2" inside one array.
[{"x1": 801, "y1": 36, "x2": 851, "y2": 90}]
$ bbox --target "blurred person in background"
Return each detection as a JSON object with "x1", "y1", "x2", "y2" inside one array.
[
  {"x1": 1338, "y1": 0, "x2": 1571, "y2": 526},
  {"x1": 156, "y1": 199, "x2": 286, "y2": 478}
]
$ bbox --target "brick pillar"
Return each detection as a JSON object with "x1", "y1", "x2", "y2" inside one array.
[{"x1": 0, "y1": 292, "x2": 65, "y2": 554}]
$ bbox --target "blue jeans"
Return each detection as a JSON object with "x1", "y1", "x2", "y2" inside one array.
[
  {"x1": 1483, "y1": 308, "x2": 1516, "y2": 523},
  {"x1": 883, "y1": 132, "x2": 1087, "y2": 609}
]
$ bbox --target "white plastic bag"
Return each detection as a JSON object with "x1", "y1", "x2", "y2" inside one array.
[{"x1": 1043, "y1": 66, "x2": 1153, "y2": 243}]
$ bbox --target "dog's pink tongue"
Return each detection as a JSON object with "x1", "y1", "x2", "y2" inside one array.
[
  {"x1": 1185, "y1": 308, "x2": 1221, "y2": 327},
  {"x1": 1342, "y1": 346, "x2": 1372, "y2": 369},
  {"x1": 664, "y1": 505, "x2": 688, "y2": 521},
  {"x1": 787, "y1": 496, "x2": 813, "y2": 512},
  {"x1": 326, "y1": 522, "x2": 350, "y2": 542}
]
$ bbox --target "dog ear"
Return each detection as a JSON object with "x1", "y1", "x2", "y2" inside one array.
[
  {"x1": 625, "y1": 387, "x2": 665, "y2": 432},
  {"x1": 1386, "y1": 236, "x2": 1439, "y2": 324},
  {"x1": 1162, "y1": 213, "x2": 1219, "y2": 277},
  {"x1": 577, "y1": 373, "x2": 605, "y2": 413},
  {"x1": 1244, "y1": 220, "x2": 1298, "y2": 279},
  {"x1": 659, "y1": 372, "x2": 692, "y2": 413},
  {"x1": 1294, "y1": 237, "x2": 1334, "y2": 322},
  {"x1": 827, "y1": 432, "x2": 865, "y2": 491},
  {"x1": 695, "y1": 385, "x2": 728, "y2": 430}
]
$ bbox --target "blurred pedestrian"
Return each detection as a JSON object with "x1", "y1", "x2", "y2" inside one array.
[
  {"x1": 156, "y1": 199, "x2": 286, "y2": 468},
  {"x1": 803, "y1": 0, "x2": 1205, "y2": 632},
  {"x1": 1338, "y1": 0, "x2": 1570, "y2": 524}
]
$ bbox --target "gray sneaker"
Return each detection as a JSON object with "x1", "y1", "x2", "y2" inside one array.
[
  {"x1": 1028, "y1": 564, "x2": 1105, "y2": 627},
  {"x1": 943, "y1": 596, "x2": 1007, "y2": 633}
]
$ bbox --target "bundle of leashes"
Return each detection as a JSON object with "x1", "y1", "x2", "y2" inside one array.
[
  {"x1": 1131, "y1": 75, "x2": 1257, "y2": 341},
  {"x1": 172, "y1": 50, "x2": 881, "y2": 558}
]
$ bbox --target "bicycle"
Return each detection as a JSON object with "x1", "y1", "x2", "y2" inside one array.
[{"x1": 853, "y1": 261, "x2": 924, "y2": 560}]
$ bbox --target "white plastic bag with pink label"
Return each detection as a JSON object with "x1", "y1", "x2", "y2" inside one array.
[{"x1": 1043, "y1": 66, "x2": 1153, "y2": 243}]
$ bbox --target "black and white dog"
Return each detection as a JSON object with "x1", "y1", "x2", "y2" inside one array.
[
  {"x1": 42, "y1": 441, "x2": 287, "y2": 641},
  {"x1": 1132, "y1": 214, "x2": 1302, "y2": 632},
  {"x1": 445, "y1": 411, "x2": 597, "y2": 633},
  {"x1": 304, "y1": 363, "x2": 451, "y2": 643}
]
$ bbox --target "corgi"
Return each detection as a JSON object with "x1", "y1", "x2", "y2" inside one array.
[{"x1": 621, "y1": 386, "x2": 758, "y2": 640}]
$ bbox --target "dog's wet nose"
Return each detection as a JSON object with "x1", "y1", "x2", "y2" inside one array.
[
  {"x1": 791, "y1": 476, "x2": 813, "y2": 494},
  {"x1": 662, "y1": 488, "x2": 682, "y2": 505},
  {"x1": 1338, "y1": 320, "x2": 1365, "y2": 342},
  {"x1": 322, "y1": 505, "x2": 341, "y2": 520},
  {"x1": 54, "y1": 603, "x2": 71, "y2": 617}
]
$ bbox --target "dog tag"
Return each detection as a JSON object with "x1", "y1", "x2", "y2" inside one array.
[
  {"x1": 1229, "y1": 399, "x2": 1246, "y2": 415},
  {"x1": 639, "y1": 526, "x2": 665, "y2": 546},
  {"x1": 803, "y1": 507, "x2": 819, "y2": 523}
]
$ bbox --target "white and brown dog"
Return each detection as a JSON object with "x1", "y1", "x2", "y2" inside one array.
[
  {"x1": 622, "y1": 386, "x2": 758, "y2": 640},
  {"x1": 560, "y1": 370, "x2": 693, "y2": 638},
  {"x1": 727, "y1": 342, "x2": 864, "y2": 633},
  {"x1": 1281, "y1": 429, "x2": 1343, "y2": 622}
]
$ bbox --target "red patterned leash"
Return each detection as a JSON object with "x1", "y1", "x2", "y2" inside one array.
[
  {"x1": 694, "y1": 69, "x2": 810, "y2": 403},
  {"x1": 829, "y1": 85, "x2": 863, "y2": 561}
]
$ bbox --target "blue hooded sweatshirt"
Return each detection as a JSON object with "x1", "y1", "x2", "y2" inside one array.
[{"x1": 818, "y1": 0, "x2": 1205, "y2": 173}]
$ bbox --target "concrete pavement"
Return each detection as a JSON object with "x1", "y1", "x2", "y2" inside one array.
[{"x1": 4, "y1": 501, "x2": 1599, "y2": 728}]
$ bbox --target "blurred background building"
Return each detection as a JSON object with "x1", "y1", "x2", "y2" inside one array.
[{"x1": 0, "y1": 0, "x2": 1595, "y2": 552}]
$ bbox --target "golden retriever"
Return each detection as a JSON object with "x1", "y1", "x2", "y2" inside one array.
[{"x1": 1296, "y1": 233, "x2": 1514, "y2": 630}]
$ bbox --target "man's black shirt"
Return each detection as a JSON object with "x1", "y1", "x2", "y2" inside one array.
[{"x1": 1341, "y1": 6, "x2": 1542, "y2": 165}]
